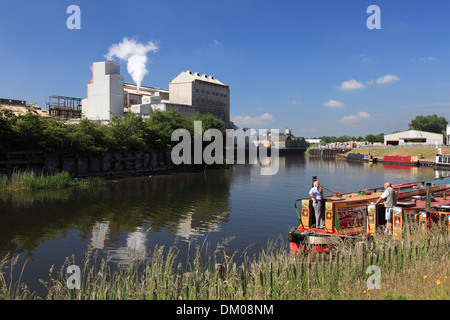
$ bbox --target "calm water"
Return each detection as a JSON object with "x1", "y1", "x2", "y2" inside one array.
[{"x1": 0, "y1": 155, "x2": 445, "y2": 295}]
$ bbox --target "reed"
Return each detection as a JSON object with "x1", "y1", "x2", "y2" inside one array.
[
  {"x1": 1, "y1": 227, "x2": 449, "y2": 300},
  {"x1": 0, "y1": 170, "x2": 104, "y2": 191}
]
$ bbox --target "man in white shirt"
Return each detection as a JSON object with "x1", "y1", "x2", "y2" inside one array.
[
  {"x1": 375, "y1": 182, "x2": 397, "y2": 235},
  {"x1": 309, "y1": 180, "x2": 325, "y2": 229}
]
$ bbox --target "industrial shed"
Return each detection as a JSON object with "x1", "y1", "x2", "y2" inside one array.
[{"x1": 384, "y1": 130, "x2": 444, "y2": 146}]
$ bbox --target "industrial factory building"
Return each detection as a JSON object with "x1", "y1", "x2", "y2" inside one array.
[
  {"x1": 384, "y1": 130, "x2": 445, "y2": 146},
  {"x1": 169, "y1": 70, "x2": 230, "y2": 126},
  {"x1": 82, "y1": 61, "x2": 124, "y2": 121},
  {"x1": 81, "y1": 61, "x2": 230, "y2": 126},
  {"x1": 0, "y1": 98, "x2": 47, "y2": 117}
]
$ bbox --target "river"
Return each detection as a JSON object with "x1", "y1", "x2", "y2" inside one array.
[{"x1": 0, "y1": 155, "x2": 445, "y2": 296}]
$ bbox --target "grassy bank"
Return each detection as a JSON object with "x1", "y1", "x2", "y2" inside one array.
[
  {"x1": 1, "y1": 224, "x2": 449, "y2": 300},
  {"x1": 0, "y1": 171, "x2": 104, "y2": 191},
  {"x1": 348, "y1": 147, "x2": 450, "y2": 161}
]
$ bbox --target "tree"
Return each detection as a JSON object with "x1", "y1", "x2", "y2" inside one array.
[
  {"x1": 408, "y1": 114, "x2": 448, "y2": 134},
  {"x1": 364, "y1": 133, "x2": 384, "y2": 143},
  {"x1": 69, "y1": 119, "x2": 106, "y2": 152},
  {"x1": 104, "y1": 112, "x2": 147, "y2": 151},
  {"x1": 0, "y1": 109, "x2": 18, "y2": 150},
  {"x1": 12, "y1": 109, "x2": 48, "y2": 151},
  {"x1": 145, "y1": 109, "x2": 192, "y2": 150}
]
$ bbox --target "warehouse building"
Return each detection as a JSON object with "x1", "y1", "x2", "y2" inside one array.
[
  {"x1": 384, "y1": 130, "x2": 444, "y2": 146},
  {"x1": 169, "y1": 70, "x2": 230, "y2": 127}
]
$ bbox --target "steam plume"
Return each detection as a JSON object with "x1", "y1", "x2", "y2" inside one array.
[{"x1": 105, "y1": 37, "x2": 158, "y2": 90}]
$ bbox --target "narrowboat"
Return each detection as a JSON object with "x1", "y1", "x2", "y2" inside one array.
[
  {"x1": 346, "y1": 153, "x2": 376, "y2": 163},
  {"x1": 382, "y1": 155, "x2": 419, "y2": 166},
  {"x1": 287, "y1": 177, "x2": 450, "y2": 253}
]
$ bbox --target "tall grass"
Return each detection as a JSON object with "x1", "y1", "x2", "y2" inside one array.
[
  {"x1": 1, "y1": 225, "x2": 449, "y2": 300},
  {"x1": 0, "y1": 170, "x2": 104, "y2": 191}
]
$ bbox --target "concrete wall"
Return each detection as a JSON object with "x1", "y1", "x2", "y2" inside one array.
[
  {"x1": 169, "y1": 81, "x2": 193, "y2": 106},
  {"x1": 192, "y1": 80, "x2": 230, "y2": 125},
  {"x1": 0, "y1": 150, "x2": 228, "y2": 179}
]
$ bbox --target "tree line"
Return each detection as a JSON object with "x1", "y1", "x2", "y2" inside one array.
[
  {"x1": 316, "y1": 133, "x2": 384, "y2": 144},
  {"x1": 315, "y1": 114, "x2": 448, "y2": 144},
  {"x1": 0, "y1": 108, "x2": 225, "y2": 152}
]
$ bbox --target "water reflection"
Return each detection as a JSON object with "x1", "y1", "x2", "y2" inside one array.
[
  {"x1": 107, "y1": 227, "x2": 149, "y2": 264},
  {"x1": 0, "y1": 156, "x2": 445, "y2": 291},
  {"x1": 0, "y1": 170, "x2": 232, "y2": 262},
  {"x1": 90, "y1": 221, "x2": 109, "y2": 250}
]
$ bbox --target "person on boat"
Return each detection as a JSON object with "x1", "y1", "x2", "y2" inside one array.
[
  {"x1": 309, "y1": 180, "x2": 325, "y2": 229},
  {"x1": 375, "y1": 182, "x2": 397, "y2": 235}
]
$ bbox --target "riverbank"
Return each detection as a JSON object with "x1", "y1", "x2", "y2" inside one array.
[{"x1": 1, "y1": 225, "x2": 449, "y2": 300}]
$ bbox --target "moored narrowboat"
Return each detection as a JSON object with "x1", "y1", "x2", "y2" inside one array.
[
  {"x1": 382, "y1": 155, "x2": 419, "y2": 166},
  {"x1": 288, "y1": 177, "x2": 450, "y2": 253}
]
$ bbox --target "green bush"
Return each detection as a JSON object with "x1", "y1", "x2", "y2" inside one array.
[{"x1": 0, "y1": 108, "x2": 225, "y2": 153}]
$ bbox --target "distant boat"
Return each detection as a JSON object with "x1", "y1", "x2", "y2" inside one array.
[{"x1": 435, "y1": 152, "x2": 450, "y2": 169}]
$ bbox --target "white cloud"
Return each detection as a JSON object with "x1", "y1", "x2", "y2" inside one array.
[
  {"x1": 418, "y1": 57, "x2": 436, "y2": 61},
  {"x1": 339, "y1": 111, "x2": 371, "y2": 124},
  {"x1": 213, "y1": 39, "x2": 222, "y2": 46},
  {"x1": 323, "y1": 99, "x2": 345, "y2": 108},
  {"x1": 288, "y1": 100, "x2": 302, "y2": 105},
  {"x1": 339, "y1": 74, "x2": 400, "y2": 90},
  {"x1": 231, "y1": 113, "x2": 275, "y2": 126},
  {"x1": 375, "y1": 74, "x2": 401, "y2": 85},
  {"x1": 339, "y1": 79, "x2": 365, "y2": 90},
  {"x1": 351, "y1": 54, "x2": 370, "y2": 63}
]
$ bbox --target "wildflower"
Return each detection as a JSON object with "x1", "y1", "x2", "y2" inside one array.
[
  {"x1": 423, "y1": 275, "x2": 428, "y2": 279},
  {"x1": 363, "y1": 291, "x2": 367, "y2": 294},
  {"x1": 437, "y1": 280, "x2": 441, "y2": 285}
]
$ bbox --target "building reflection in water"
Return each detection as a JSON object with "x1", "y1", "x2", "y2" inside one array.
[{"x1": 90, "y1": 221, "x2": 109, "y2": 250}]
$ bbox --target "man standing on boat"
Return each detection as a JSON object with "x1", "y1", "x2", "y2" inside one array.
[
  {"x1": 375, "y1": 182, "x2": 397, "y2": 235},
  {"x1": 309, "y1": 180, "x2": 325, "y2": 229}
]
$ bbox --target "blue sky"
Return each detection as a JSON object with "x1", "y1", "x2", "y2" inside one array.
[{"x1": 1, "y1": 0, "x2": 449, "y2": 137}]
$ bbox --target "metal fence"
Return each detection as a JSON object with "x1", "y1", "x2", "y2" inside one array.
[{"x1": 354, "y1": 144, "x2": 447, "y2": 150}]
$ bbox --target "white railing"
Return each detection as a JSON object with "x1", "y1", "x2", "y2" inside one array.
[{"x1": 354, "y1": 144, "x2": 447, "y2": 149}]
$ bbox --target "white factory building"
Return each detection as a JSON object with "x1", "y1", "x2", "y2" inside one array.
[
  {"x1": 82, "y1": 61, "x2": 124, "y2": 121},
  {"x1": 384, "y1": 130, "x2": 445, "y2": 146},
  {"x1": 82, "y1": 61, "x2": 230, "y2": 126}
]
